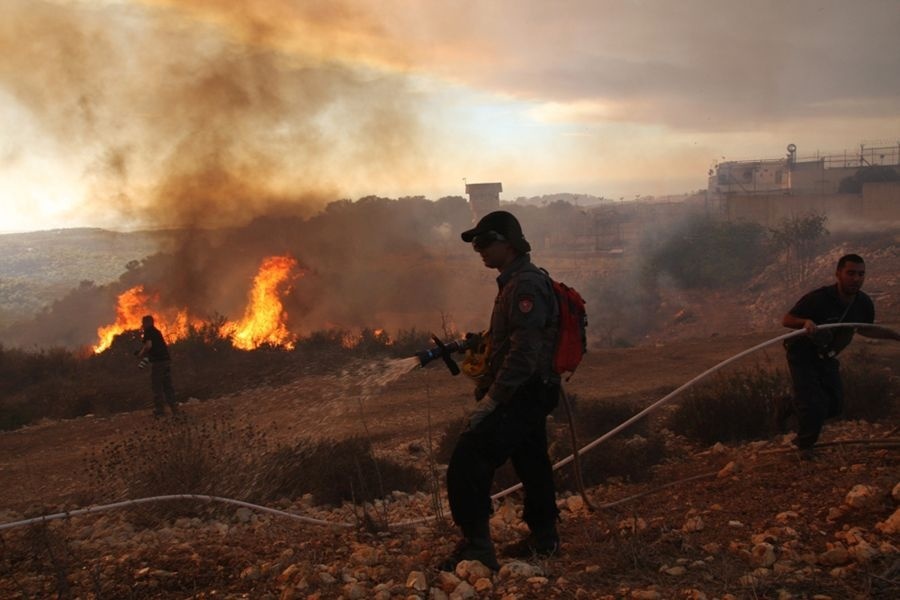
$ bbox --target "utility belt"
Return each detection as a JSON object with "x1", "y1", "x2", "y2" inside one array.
[{"x1": 784, "y1": 335, "x2": 838, "y2": 361}]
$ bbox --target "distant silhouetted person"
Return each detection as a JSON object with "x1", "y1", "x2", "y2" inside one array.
[
  {"x1": 781, "y1": 254, "x2": 900, "y2": 460},
  {"x1": 136, "y1": 315, "x2": 178, "y2": 417}
]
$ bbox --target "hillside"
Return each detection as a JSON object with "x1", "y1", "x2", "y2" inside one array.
[
  {"x1": 1, "y1": 331, "x2": 898, "y2": 598},
  {"x1": 1, "y1": 227, "x2": 899, "y2": 598},
  {"x1": 0, "y1": 228, "x2": 173, "y2": 325}
]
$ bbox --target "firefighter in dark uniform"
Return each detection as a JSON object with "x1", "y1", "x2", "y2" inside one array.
[
  {"x1": 441, "y1": 210, "x2": 561, "y2": 571},
  {"x1": 136, "y1": 314, "x2": 178, "y2": 417},
  {"x1": 782, "y1": 253, "x2": 900, "y2": 460}
]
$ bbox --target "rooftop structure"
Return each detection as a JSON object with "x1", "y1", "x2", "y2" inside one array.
[
  {"x1": 465, "y1": 182, "x2": 502, "y2": 220},
  {"x1": 708, "y1": 143, "x2": 900, "y2": 197}
]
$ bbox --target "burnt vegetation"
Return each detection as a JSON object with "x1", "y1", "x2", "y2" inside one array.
[
  {"x1": 0, "y1": 324, "x2": 433, "y2": 432},
  {"x1": 667, "y1": 349, "x2": 899, "y2": 445}
]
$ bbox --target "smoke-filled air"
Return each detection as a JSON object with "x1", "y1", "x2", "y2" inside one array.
[{"x1": 4, "y1": 3, "x2": 900, "y2": 599}]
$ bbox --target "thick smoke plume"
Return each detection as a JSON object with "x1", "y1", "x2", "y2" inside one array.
[
  {"x1": 0, "y1": 0, "x2": 426, "y2": 230},
  {"x1": 0, "y1": 0, "x2": 443, "y2": 345}
]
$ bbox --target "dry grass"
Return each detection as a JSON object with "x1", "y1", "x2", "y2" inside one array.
[{"x1": 0, "y1": 325, "x2": 434, "y2": 431}]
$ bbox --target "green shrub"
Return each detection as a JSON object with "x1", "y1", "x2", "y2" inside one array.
[{"x1": 645, "y1": 215, "x2": 768, "y2": 288}]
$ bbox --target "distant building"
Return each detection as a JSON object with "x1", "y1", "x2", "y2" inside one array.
[
  {"x1": 708, "y1": 143, "x2": 900, "y2": 226},
  {"x1": 708, "y1": 143, "x2": 900, "y2": 197},
  {"x1": 465, "y1": 182, "x2": 502, "y2": 221}
]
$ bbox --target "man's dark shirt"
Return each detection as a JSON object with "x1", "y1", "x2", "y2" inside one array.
[
  {"x1": 142, "y1": 326, "x2": 171, "y2": 362},
  {"x1": 484, "y1": 254, "x2": 559, "y2": 403},
  {"x1": 786, "y1": 284, "x2": 874, "y2": 360}
]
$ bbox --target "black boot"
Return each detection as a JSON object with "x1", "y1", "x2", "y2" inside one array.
[
  {"x1": 438, "y1": 520, "x2": 499, "y2": 571},
  {"x1": 501, "y1": 522, "x2": 560, "y2": 558}
]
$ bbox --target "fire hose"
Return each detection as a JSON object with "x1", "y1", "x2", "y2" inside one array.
[{"x1": 1, "y1": 323, "x2": 896, "y2": 533}]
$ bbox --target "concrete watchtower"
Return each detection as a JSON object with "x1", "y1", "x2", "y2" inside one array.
[{"x1": 465, "y1": 182, "x2": 502, "y2": 221}]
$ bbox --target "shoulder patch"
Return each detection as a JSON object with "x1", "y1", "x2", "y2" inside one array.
[{"x1": 517, "y1": 294, "x2": 534, "y2": 314}]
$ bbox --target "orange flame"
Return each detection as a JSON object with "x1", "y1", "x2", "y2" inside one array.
[
  {"x1": 92, "y1": 255, "x2": 301, "y2": 353},
  {"x1": 92, "y1": 286, "x2": 202, "y2": 353},
  {"x1": 340, "y1": 328, "x2": 394, "y2": 349},
  {"x1": 219, "y1": 255, "x2": 299, "y2": 350}
]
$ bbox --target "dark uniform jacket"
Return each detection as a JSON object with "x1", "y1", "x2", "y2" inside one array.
[
  {"x1": 482, "y1": 254, "x2": 559, "y2": 404},
  {"x1": 786, "y1": 284, "x2": 874, "y2": 362}
]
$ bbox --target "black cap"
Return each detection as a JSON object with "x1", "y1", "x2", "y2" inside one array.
[{"x1": 461, "y1": 210, "x2": 531, "y2": 253}]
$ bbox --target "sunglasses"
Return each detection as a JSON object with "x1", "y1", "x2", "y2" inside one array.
[{"x1": 471, "y1": 230, "x2": 507, "y2": 250}]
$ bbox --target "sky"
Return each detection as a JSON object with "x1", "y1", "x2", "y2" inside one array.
[{"x1": 1, "y1": 0, "x2": 899, "y2": 233}]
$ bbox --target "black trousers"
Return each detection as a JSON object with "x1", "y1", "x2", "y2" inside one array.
[
  {"x1": 787, "y1": 355, "x2": 842, "y2": 449},
  {"x1": 446, "y1": 379, "x2": 560, "y2": 532},
  {"x1": 150, "y1": 360, "x2": 177, "y2": 414}
]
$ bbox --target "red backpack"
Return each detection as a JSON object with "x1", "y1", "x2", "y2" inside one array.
[{"x1": 549, "y1": 279, "x2": 588, "y2": 378}]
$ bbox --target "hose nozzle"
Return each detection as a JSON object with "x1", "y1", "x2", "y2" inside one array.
[{"x1": 415, "y1": 334, "x2": 471, "y2": 375}]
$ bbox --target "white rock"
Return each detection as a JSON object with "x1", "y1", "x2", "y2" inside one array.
[
  {"x1": 450, "y1": 580, "x2": 475, "y2": 599},
  {"x1": 498, "y1": 560, "x2": 542, "y2": 579},
  {"x1": 406, "y1": 570, "x2": 427, "y2": 591},
  {"x1": 566, "y1": 495, "x2": 585, "y2": 512},
  {"x1": 875, "y1": 507, "x2": 900, "y2": 534}
]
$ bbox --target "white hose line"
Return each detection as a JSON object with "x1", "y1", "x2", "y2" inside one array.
[
  {"x1": 490, "y1": 322, "x2": 898, "y2": 501},
  {"x1": 2, "y1": 323, "x2": 894, "y2": 533},
  {"x1": 0, "y1": 494, "x2": 353, "y2": 533}
]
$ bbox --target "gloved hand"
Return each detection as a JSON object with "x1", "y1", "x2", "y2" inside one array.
[{"x1": 467, "y1": 397, "x2": 498, "y2": 430}]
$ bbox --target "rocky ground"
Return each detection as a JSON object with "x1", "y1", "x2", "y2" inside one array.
[{"x1": 1, "y1": 346, "x2": 898, "y2": 599}]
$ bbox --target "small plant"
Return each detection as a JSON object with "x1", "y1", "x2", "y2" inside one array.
[{"x1": 769, "y1": 213, "x2": 829, "y2": 284}]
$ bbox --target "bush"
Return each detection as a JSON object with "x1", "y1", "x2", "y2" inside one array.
[
  {"x1": 259, "y1": 437, "x2": 424, "y2": 506},
  {"x1": 0, "y1": 324, "x2": 441, "y2": 430},
  {"x1": 666, "y1": 366, "x2": 791, "y2": 445},
  {"x1": 554, "y1": 394, "x2": 666, "y2": 487},
  {"x1": 390, "y1": 327, "x2": 435, "y2": 358},
  {"x1": 645, "y1": 215, "x2": 768, "y2": 288},
  {"x1": 87, "y1": 417, "x2": 425, "y2": 522},
  {"x1": 840, "y1": 348, "x2": 898, "y2": 421},
  {"x1": 87, "y1": 417, "x2": 268, "y2": 503}
]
